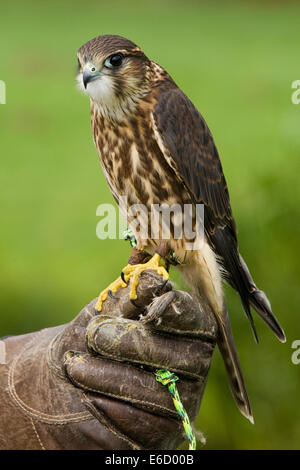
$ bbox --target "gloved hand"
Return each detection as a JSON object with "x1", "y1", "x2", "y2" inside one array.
[{"x1": 0, "y1": 271, "x2": 217, "y2": 450}]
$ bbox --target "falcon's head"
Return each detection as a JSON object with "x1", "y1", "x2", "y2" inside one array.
[{"x1": 77, "y1": 35, "x2": 151, "y2": 120}]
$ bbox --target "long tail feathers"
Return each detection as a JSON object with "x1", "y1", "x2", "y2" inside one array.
[
  {"x1": 238, "y1": 255, "x2": 286, "y2": 343},
  {"x1": 217, "y1": 307, "x2": 254, "y2": 423},
  {"x1": 212, "y1": 226, "x2": 286, "y2": 343}
]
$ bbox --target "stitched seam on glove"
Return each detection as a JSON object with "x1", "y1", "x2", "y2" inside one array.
[
  {"x1": 30, "y1": 418, "x2": 46, "y2": 450},
  {"x1": 7, "y1": 331, "x2": 94, "y2": 424},
  {"x1": 46, "y1": 333, "x2": 70, "y2": 379},
  {"x1": 82, "y1": 393, "x2": 141, "y2": 450}
]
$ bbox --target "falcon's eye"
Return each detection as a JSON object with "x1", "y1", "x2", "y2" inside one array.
[
  {"x1": 104, "y1": 53, "x2": 124, "y2": 69},
  {"x1": 77, "y1": 58, "x2": 81, "y2": 72}
]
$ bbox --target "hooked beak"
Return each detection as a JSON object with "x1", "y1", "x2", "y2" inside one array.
[{"x1": 83, "y1": 68, "x2": 101, "y2": 89}]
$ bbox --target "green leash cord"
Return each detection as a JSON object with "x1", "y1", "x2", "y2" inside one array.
[
  {"x1": 155, "y1": 369, "x2": 196, "y2": 450},
  {"x1": 123, "y1": 227, "x2": 137, "y2": 248}
]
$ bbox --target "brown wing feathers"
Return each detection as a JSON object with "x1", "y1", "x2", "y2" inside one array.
[{"x1": 153, "y1": 86, "x2": 285, "y2": 343}]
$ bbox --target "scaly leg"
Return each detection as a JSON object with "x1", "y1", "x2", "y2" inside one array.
[
  {"x1": 122, "y1": 252, "x2": 169, "y2": 300},
  {"x1": 95, "y1": 247, "x2": 149, "y2": 312},
  {"x1": 95, "y1": 244, "x2": 170, "y2": 311}
]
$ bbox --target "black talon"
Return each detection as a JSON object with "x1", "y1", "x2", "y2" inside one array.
[
  {"x1": 108, "y1": 289, "x2": 119, "y2": 300},
  {"x1": 130, "y1": 299, "x2": 141, "y2": 309},
  {"x1": 121, "y1": 271, "x2": 127, "y2": 284},
  {"x1": 154, "y1": 279, "x2": 169, "y2": 297},
  {"x1": 160, "y1": 279, "x2": 169, "y2": 290}
]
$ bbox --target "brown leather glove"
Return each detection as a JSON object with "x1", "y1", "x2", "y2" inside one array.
[{"x1": 0, "y1": 272, "x2": 217, "y2": 450}]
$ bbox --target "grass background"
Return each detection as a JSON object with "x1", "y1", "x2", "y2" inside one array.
[{"x1": 0, "y1": 0, "x2": 299, "y2": 449}]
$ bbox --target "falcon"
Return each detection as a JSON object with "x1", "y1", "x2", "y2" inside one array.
[{"x1": 77, "y1": 35, "x2": 285, "y2": 422}]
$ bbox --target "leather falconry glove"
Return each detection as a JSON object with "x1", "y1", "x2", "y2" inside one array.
[{"x1": 0, "y1": 271, "x2": 217, "y2": 450}]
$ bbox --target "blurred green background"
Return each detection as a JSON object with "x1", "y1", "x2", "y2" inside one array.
[{"x1": 0, "y1": 0, "x2": 299, "y2": 450}]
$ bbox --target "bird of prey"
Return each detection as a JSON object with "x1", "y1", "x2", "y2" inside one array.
[{"x1": 77, "y1": 35, "x2": 285, "y2": 422}]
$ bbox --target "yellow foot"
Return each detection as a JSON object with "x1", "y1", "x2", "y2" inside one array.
[
  {"x1": 95, "y1": 276, "x2": 127, "y2": 312},
  {"x1": 122, "y1": 253, "x2": 169, "y2": 300}
]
